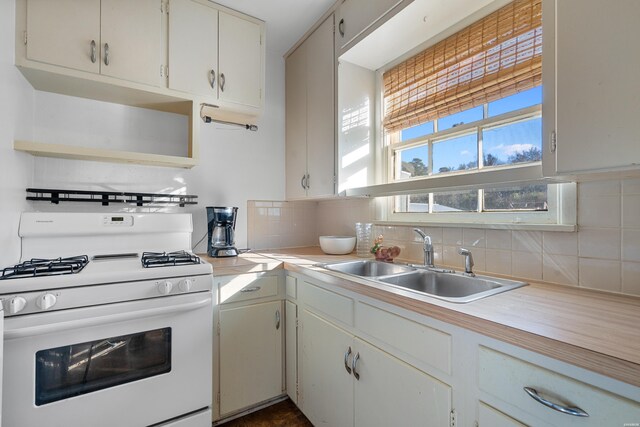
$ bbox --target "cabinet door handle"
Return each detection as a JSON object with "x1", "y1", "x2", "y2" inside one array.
[
  {"x1": 104, "y1": 43, "x2": 110, "y2": 66},
  {"x1": 90, "y1": 40, "x2": 97, "y2": 63},
  {"x1": 344, "y1": 346, "x2": 352, "y2": 374},
  {"x1": 275, "y1": 309, "x2": 280, "y2": 330},
  {"x1": 210, "y1": 69, "x2": 216, "y2": 89},
  {"x1": 219, "y1": 73, "x2": 226, "y2": 92},
  {"x1": 300, "y1": 174, "x2": 306, "y2": 190},
  {"x1": 338, "y1": 19, "x2": 345, "y2": 37},
  {"x1": 352, "y1": 352, "x2": 360, "y2": 380},
  {"x1": 240, "y1": 286, "x2": 261, "y2": 293},
  {"x1": 305, "y1": 174, "x2": 310, "y2": 189},
  {"x1": 523, "y1": 387, "x2": 589, "y2": 417}
]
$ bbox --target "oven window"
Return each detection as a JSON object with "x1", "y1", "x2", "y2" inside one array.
[{"x1": 35, "y1": 328, "x2": 171, "y2": 406}]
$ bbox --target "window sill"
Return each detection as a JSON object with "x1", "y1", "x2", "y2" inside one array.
[{"x1": 373, "y1": 220, "x2": 576, "y2": 232}]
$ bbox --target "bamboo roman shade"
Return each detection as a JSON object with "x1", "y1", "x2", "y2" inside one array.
[{"x1": 383, "y1": 0, "x2": 542, "y2": 132}]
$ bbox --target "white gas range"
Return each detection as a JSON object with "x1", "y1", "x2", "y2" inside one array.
[{"x1": 0, "y1": 213, "x2": 214, "y2": 427}]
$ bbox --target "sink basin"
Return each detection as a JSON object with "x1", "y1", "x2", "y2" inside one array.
[
  {"x1": 379, "y1": 270, "x2": 527, "y2": 303},
  {"x1": 320, "y1": 260, "x2": 415, "y2": 277},
  {"x1": 318, "y1": 260, "x2": 527, "y2": 303}
]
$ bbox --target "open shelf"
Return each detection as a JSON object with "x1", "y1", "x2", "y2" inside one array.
[{"x1": 14, "y1": 140, "x2": 197, "y2": 169}]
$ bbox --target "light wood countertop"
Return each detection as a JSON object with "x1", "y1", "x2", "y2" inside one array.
[{"x1": 202, "y1": 247, "x2": 640, "y2": 388}]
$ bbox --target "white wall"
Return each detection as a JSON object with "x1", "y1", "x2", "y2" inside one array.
[
  {"x1": 0, "y1": 1, "x2": 286, "y2": 265},
  {"x1": 337, "y1": 61, "x2": 376, "y2": 193},
  {"x1": 0, "y1": 0, "x2": 34, "y2": 266}
]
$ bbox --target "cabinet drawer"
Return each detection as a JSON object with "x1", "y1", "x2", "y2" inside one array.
[
  {"x1": 356, "y1": 302, "x2": 451, "y2": 375},
  {"x1": 218, "y1": 274, "x2": 278, "y2": 304},
  {"x1": 300, "y1": 282, "x2": 353, "y2": 326},
  {"x1": 479, "y1": 346, "x2": 640, "y2": 426}
]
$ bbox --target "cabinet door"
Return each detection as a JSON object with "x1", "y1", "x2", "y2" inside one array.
[
  {"x1": 26, "y1": 0, "x2": 101, "y2": 73},
  {"x1": 300, "y1": 310, "x2": 354, "y2": 427},
  {"x1": 218, "y1": 12, "x2": 263, "y2": 108},
  {"x1": 285, "y1": 300, "x2": 298, "y2": 404},
  {"x1": 547, "y1": 0, "x2": 640, "y2": 174},
  {"x1": 335, "y1": 0, "x2": 403, "y2": 53},
  {"x1": 305, "y1": 15, "x2": 336, "y2": 198},
  {"x1": 168, "y1": 0, "x2": 218, "y2": 98},
  {"x1": 219, "y1": 301, "x2": 283, "y2": 415},
  {"x1": 353, "y1": 338, "x2": 452, "y2": 427},
  {"x1": 100, "y1": 0, "x2": 164, "y2": 87},
  {"x1": 285, "y1": 44, "x2": 309, "y2": 199}
]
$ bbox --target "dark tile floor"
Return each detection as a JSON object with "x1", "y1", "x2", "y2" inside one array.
[{"x1": 221, "y1": 399, "x2": 313, "y2": 427}]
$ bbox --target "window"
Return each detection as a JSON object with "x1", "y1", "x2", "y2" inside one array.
[{"x1": 375, "y1": 0, "x2": 575, "y2": 227}]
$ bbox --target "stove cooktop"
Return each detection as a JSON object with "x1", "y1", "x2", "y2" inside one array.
[
  {"x1": 0, "y1": 255, "x2": 89, "y2": 280},
  {"x1": 141, "y1": 251, "x2": 201, "y2": 268}
]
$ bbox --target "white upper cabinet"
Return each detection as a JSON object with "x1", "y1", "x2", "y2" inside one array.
[
  {"x1": 26, "y1": 0, "x2": 101, "y2": 74},
  {"x1": 25, "y1": 0, "x2": 163, "y2": 87},
  {"x1": 335, "y1": 0, "x2": 405, "y2": 55},
  {"x1": 100, "y1": 0, "x2": 164, "y2": 87},
  {"x1": 543, "y1": 0, "x2": 640, "y2": 176},
  {"x1": 285, "y1": 15, "x2": 335, "y2": 199},
  {"x1": 168, "y1": 0, "x2": 219, "y2": 98},
  {"x1": 218, "y1": 11, "x2": 263, "y2": 109},
  {"x1": 168, "y1": 1, "x2": 264, "y2": 113}
]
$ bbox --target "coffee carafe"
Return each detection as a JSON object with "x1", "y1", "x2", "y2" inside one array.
[{"x1": 206, "y1": 206, "x2": 239, "y2": 257}]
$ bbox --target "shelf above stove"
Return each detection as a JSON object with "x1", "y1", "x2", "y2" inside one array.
[{"x1": 26, "y1": 188, "x2": 198, "y2": 207}]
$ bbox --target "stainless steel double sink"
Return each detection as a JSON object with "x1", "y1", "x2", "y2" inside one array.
[{"x1": 318, "y1": 260, "x2": 527, "y2": 303}]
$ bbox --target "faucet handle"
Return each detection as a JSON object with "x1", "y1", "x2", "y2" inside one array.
[{"x1": 458, "y1": 247, "x2": 475, "y2": 276}]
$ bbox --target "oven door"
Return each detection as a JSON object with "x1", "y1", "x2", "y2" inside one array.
[{"x1": 3, "y1": 292, "x2": 212, "y2": 427}]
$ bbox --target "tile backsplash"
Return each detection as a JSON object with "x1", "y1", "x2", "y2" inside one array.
[
  {"x1": 247, "y1": 200, "x2": 319, "y2": 250},
  {"x1": 248, "y1": 177, "x2": 640, "y2": 297}
]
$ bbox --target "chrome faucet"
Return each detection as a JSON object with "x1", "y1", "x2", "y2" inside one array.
[
  {"x1": 458, "y1": 247, "x2": 475, "y2": 276},
  {"x1": 413, "y1": 228, "x2": 434, "y2": 268}
]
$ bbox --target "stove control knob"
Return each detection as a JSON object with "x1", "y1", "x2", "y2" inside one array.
[
  {"x1": 7, "y1": 296, "x2": 27, "y2": 315},
  {"x1": 158, "y1": 281, "x2": 173, "y2": 295},
  {"x1": 179, "y1": 279, "x2": 193, "y2": 292},
  {"x1": 36, "y1": 293, "x2": 57, "y2": 311}
]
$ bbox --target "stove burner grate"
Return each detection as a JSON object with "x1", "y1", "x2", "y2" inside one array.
[
  {"x1": 141, "y1": 251, "x2": 201, "y2": 268},
  {"x1": 0, "y1": 255, "x2": 89, "y2": 280}
]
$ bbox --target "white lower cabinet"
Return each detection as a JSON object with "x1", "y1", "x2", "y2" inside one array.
[
  {"x1": 285, "y1": 300, "x2": 298, "y2": 404},
  {"x1": 298, "y1": 279, "x2": 453, "y2": 427},
  {"x1": 216, "y1": 272, "x2": 284, "y2": 419},
  {"x1": 292, "y1": 273, "x2": 640, "y2": 427},
  {"x1": 300, "y1": 309, "x2": 354, "y2": 427},
  {"x1": 353, "y1": 337, "x2": 452, "y2": 427},
  {"x1": 219, "y1": 300, "x2": 283, "y2": 415},
  {"x1": 477, "y1": 345, "x2": 640, "y2": 427}
]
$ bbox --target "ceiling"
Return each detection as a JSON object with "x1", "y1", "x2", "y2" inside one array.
[
  {"x1": 341, "y1": 0, "x2": 510, "y2": 71},
  {"x1": 211, "y1": 0, "x2": 336, "y2": 56}
]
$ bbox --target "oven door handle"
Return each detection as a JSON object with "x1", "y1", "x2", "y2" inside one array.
[{"x1": 4, "y1": 297, "x2": 211, "y2": 340}]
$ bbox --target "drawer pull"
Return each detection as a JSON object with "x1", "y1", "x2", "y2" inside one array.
[
  {"x1": 523, "y1": 387, "x2": 589, "y2": 417},
  {"x1": 344, "y1": 346, "x2": 352, "y2": 374},
  {"x1": 240, "y1": 286, "x2": 261, "y2": 293}
]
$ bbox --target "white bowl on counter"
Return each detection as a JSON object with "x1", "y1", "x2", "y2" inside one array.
[{"x1": 319, "y1": 236, "x2": 356, "y2": 255}]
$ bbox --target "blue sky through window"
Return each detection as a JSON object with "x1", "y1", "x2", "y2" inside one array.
[
  {"x1": 438, "y1": 106, "x2": 483, "y2": 131},
  {"x1": 401, "y1": 121, "x2": 434, "y2": 141},
  {"x1": 488, "y1": 86, "x2": 542, "y2": 117},
  {"x1": 433, "y1": 133, "x2": 477, "y2": 173},
  {"x1": 398, "y1": 87, "x2": 542, "y2": 175},
  {"x1": 483, "y1": 117, "x2": 542, "y2": 165}
]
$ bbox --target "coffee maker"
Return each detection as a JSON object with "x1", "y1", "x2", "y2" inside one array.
[{"x1": 206, "y1": 206, "x2": 239, "y2": 257}]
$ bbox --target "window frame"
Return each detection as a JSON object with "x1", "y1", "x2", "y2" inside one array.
[{"x1": 378, "y1": 98, "x2": 575, "y2": 228}]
